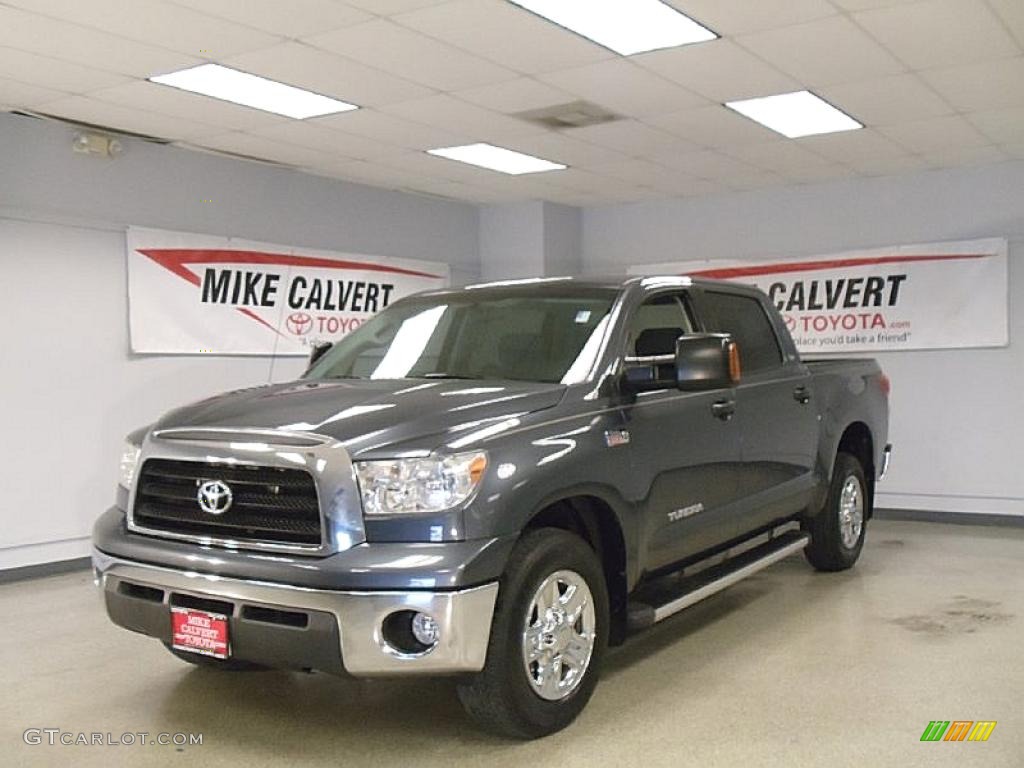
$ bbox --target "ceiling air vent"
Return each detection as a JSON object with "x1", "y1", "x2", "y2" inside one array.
[{"x1": 513, "y1": 100, "x2": 622, "y2": 130}]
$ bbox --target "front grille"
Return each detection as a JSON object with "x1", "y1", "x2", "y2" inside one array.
[{"x1": 133, "y1": 459, "x2": 321, "y2": 546}]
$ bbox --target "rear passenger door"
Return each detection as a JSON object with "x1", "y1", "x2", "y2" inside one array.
[{"x1": 698, "y1": 290, "x2": 819, "y2": 535}]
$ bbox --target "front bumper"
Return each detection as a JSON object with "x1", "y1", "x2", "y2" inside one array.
[{"x1": 93, "y1": 549, "x2": 499, "y2": 677}]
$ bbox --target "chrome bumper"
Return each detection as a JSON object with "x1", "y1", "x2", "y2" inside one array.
[{"x1": 92, "y1": 549, "x2": 498, "y2": 676}]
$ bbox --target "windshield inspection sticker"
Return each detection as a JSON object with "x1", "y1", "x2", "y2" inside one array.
[{"x1": 575, "y1": 310, "x2": 592, "y2": 324}]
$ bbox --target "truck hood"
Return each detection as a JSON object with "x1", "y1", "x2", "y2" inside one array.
[{"x1": 153, "y1": 378, "x2": 565, "y2": 456}]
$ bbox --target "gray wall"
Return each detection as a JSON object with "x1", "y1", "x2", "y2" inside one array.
[
  {"x1": 581, "y1": 161, "x2": 1024, "y2": 518},
  {"x1": 0, "y1": 111, "x2": 479, "y2": 568}
]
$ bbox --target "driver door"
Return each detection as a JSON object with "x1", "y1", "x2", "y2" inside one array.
[{"x1": 623, "y1": 291, "x2": 745, "y2": 571}]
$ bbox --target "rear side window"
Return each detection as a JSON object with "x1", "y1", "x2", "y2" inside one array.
[{"x1": 704, "y1": 292, "x2": 783, "y2": 373}]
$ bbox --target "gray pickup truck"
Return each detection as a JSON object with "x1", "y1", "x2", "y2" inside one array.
[{"x1": 93, "y1": 276, "x2": 891, "y2": 738}]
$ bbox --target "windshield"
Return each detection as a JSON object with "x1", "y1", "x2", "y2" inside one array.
[{"x1": 305, "y1": 290, "x2": 616, "y2": 384}]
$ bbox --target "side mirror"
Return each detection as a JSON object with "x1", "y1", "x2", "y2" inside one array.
[
  {"x1": 306, "y1": 341, "x2": 333, "y2": 371},
  {"x1": 623, "y1": 333, "x2": 740, "y2": 394},
  {"x1": 675, "y1": 333, "x2": 740, "y2": 391}
]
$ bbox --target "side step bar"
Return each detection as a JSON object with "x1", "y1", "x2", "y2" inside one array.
[{"x1": 628, "y1": 530, "x2": 810, "y2": 631}]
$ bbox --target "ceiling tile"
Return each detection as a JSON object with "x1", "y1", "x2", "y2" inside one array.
[
  {"x1": 633, "y1": 39, "x2": 799, "y2": 103},
  {"x1": 539, "y1": 168, "x2": 626, "y2": 194},
  {"x1": 830, "y1": 0, "x2": 918, "y2": 9},
  {"x1": 0, "y1": 47, "x2": 130, "y2": 93},
  {"x1": 306, "y1": 19, "x2": 516, "y2": 91},
  {"x1": 454, "y1": 78, "x2": 574, "y2": 114},
  {"x1": 648, "y1": 104, "x2": 781, "y2": 148},
  {"x1": 726, "y1": 141, "x2": 837, "y2": 175},
  {"x1": 6, "y1": 0, "x2": 283, "y2": 58},
  {"x1": 644, "y1": 148, "x2": 766, "y2": 180},
  {"x1": 562, "y1": 120, "x2": 686, "y2": 155},
  {"x1": 32, "y1": 95, "x2": 220, "y2": 139},
  {"x1": 853, "y1": 0, "x2": 1019, "y2": 71},
  {"x1": 344, "y1": 0, "x2": 450, "y2": 14},
  {"x1": 394, "y1": 0, "x2": 612, "y2": 74},
  {"x1": 664, "y1": 0, "x2": 837, "y2": 35},
  {"x1": 537, "y1": 59, "x2": 707, "y2": 118},
  {"x1": 225, "y1": 42, "x2": 432, "y2": 108},
  {"x1": 878, "y1": 114, "x2": 991, "y2": 153},
  {"x1": 87, "y1": 80, "x2": 290, "y2": 131},
  {"x1": 921, "y1": 143, "x2": 1007, "y2": 168},
  {"x1": 921, "y1": 56, "x2": 1024, "y2": 111},
  {"x1": 193, "y1": 132, "x2": 335, "y2": 167},
  {"x1": 378, "y1": 150, "x2": 510, "y2": 183},
  {"x1": 584, "y1": 158, "x2": 704, "y2": 190},
  {"x1": 737, "y1": 15, "x2": 906, "y2": 86},
  {"x1": 715, "y1": 168, "x2": 785, "y2": 190},
  {"x1": 987, "y1": 0, "x2": 1024, "y2": 48},
  {"x1": 0, "y1": 77, "x2": 69, "y2": 109},
  {"x1": 796, "y1": 128, "x2": 911, "y2": 164},
  {"x1": 965, "y1": 107, "x2": 1024, "y2": 144},
  {"x1": 248, "y1": 121, "x2": 400, "y2": 159},
  {"x1": 0, "y1": 5, "x2": 201, "y2": 78},
  {"x1": 819, "y1": 73, "x2": 953, "y2": 126},
  {"x1": 843, "y1": 152, "x2": 929, "y2": 176},
  {"x1": 167, "y1": 0, "x2": 372, "y2": 38},
  {"x1": 499, "y1": 133, "x2": 632, "y2": 168},
  {"x1": 306, "y1": 155, "x2": 439, "y2": 188},
  {"x1": 311, "y1": 109, "x2": 473, "y2": 150},
  {"x1": 379, "y1": 94, "x2": 544, "y2": 140},
  {"x1": 1002, "y1": 142, "x2": 1024, "y2": 158}
]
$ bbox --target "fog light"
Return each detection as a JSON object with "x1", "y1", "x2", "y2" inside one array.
[{"x1": 412, "y1": 612, "x2": 439, "y2": 646}]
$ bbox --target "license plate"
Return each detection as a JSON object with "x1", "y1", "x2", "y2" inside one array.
[{"x1": 171, "y1": 607, "x2": 230, "y2": 659}]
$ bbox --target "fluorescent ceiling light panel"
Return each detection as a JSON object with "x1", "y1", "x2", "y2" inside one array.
[
  {"x1": 508, "y1": 0, "x2": 716, "y2": 55},
  {"x1": 725, "y1": 91, "x2": 862, "y2": 139},
  {"x1": 149, "y1": 64, "x2": 357, "y2": 119},
  {"x1": 427, "y1": 143, "x2": 566, "y2": 175}
]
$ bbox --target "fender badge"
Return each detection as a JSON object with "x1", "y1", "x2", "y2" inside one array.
[{"x1": 604, "y1": 429, "x2": 630, "y2": 447}]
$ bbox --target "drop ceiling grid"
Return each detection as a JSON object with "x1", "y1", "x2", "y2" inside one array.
[{"x1": 0, "y1": 0, "x2": 1019, "y2": 203}]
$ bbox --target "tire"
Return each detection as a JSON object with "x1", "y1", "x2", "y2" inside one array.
[
  {"x1": 164, "y1": 643, "x2": 265, "y2": 671},
  {"x1": 804, "y1": 452, "x2": 868, "y2": 572},
  {"x1": 457, "y1": 528, "x2": 609, "y2": 739}
]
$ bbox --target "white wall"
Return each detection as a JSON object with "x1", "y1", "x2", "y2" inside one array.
[
  {"x1": 581, "y1": 161, "x2": 1024, "y2": 518},
  {"x1": 0, "y1": 112, "x2": 479, "y2": 569}
]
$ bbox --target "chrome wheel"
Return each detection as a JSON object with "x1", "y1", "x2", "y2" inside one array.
[
  {"x1": 838, "y1": 476, "x2": 864, "y2": 549},
  {"x1": 521, "y1": 569, "x2": 596, "y2": 701}
]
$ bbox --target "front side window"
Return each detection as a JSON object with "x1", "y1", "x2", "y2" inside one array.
[
  {"x1": 306, "y1": 291, "x2": 616, "y2": 384},
  {"x1": 626, "y1": 293, "x2": 695, "y2": 357}
]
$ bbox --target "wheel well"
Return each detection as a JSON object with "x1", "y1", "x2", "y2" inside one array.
[
  {"x1": 524, "y1": 496, "x2": 628, "y2": 645},
  {"x1": 838, "y1": 422, "x2": 875, "y2": 514}
]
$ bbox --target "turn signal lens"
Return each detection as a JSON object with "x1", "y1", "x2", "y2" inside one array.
[{"x1": 728, "y1": 342, "x2": 742, "y2": 384}]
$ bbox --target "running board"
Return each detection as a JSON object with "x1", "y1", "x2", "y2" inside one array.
[{"x1": 627, "y1": 531, "x2": 810, "y2": 631}]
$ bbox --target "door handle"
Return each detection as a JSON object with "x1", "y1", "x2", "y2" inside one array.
[
  {"x1": 793, "y1": 386, "x2": 811, "y2": 404},
  {"x1": 711, "y1": 399, "x2": 735, "y2": 421}
]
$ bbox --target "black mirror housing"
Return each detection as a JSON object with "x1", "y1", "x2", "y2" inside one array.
[{"x1": 675, "y1": 333, "x2": 739, "y2": 391}]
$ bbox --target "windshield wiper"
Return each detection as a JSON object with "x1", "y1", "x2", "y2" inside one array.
[{"x1": 417, "y1": 373, "x2": 481, "y2": 380}]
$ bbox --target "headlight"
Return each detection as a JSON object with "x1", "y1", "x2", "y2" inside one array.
[
  {"x1": 355, "y1": 451, "x2": 487, "y2": 516},
  {"x1": 118, "y1": 442, "x2": 141, "y2": 489}
]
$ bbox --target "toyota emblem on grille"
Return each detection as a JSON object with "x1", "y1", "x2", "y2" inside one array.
[{"x1": 197, "y1": 480, "x2": 233, "y2": 515}]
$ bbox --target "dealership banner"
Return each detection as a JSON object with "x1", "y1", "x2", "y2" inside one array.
[
  {"x1": 630, "y1": 238, "x2": 1008, "y2": 353},
  {"x1": 127, "y1": 227, "x2": 449, "y2": 354}
]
